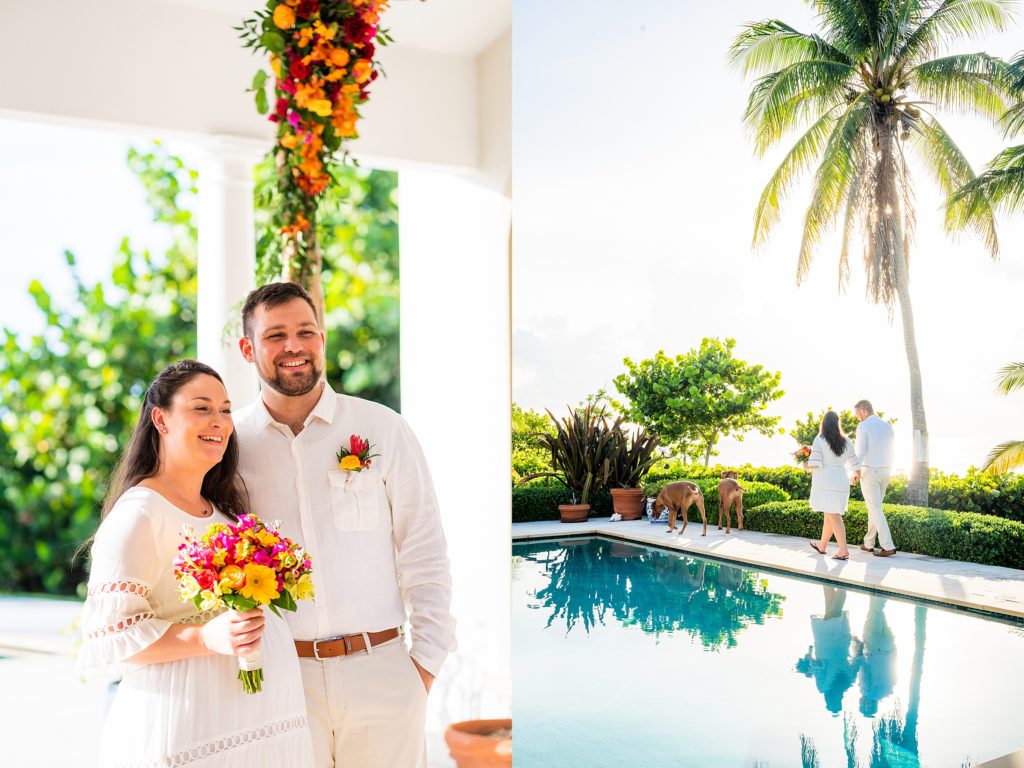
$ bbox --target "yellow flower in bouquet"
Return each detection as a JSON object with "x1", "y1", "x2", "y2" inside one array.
[{"x1": 241, "y1": 563, "x2": 282, "y2": 603}]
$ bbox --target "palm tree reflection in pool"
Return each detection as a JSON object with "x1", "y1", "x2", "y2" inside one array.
[{"x1": 519, "y1": 539, "x2": 784, "y2": 650}]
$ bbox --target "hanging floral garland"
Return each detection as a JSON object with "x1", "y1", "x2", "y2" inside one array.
[{"x1": 239, "y1": 0, "x2": 390, "y2": 301}]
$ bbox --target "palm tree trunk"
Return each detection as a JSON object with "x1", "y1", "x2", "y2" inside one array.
[{"x1": 891, "y1": 229, "x2": 929, "y2": 506}]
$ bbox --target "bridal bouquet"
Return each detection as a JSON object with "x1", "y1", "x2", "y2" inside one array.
[
  {"x1": 174, "y1": 514, "x2": 314, "y2": 694},
  {"x1": 793, "y1": 445, "x2": 812, "y2": 465}
]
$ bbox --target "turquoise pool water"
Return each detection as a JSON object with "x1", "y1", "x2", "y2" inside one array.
[{"x1": 512, "y1": 537, "x2": 1024, "y2": 767}]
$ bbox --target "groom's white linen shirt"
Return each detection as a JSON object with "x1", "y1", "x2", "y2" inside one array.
[
  {"x1": 233, "y1": 383, "x2": 456, "y2": 677},
  {"x1": 855, "y1": 415, "x2": 895, "y2": 470}
]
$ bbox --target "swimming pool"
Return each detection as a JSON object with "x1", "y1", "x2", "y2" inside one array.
[{"x1": 512, "y1": 537, "x2": 1024, "y2": 767}]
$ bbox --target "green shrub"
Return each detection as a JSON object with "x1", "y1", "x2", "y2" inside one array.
[
  {"x1": 641, "y1": 478, "x2": 790, "y2": 514},
  {"x1": 511, "y1": 480, "x2": 789, "y2": 524},
  {"x1": 646, "y1": 461, "x2": 812, "y2": 499},
  {"x1": 746, "y1": 500, "x2": 1024, "y2": 569},
  {"x1": 644, "y1": 462, "x2": 1024, "y2": 522},
  {"x1": 512, "y1": 486, "x2": 613, "y2": 523}
]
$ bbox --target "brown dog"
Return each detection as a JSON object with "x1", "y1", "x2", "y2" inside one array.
[
  {"x1": 651, "y1": 481, "x2": 707, "y2": 537},
  {"x1": 717, "y1": 471, "x2": 746, "y2": 533}
]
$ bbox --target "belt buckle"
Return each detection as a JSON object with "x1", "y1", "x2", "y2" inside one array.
[{"x1": 312, "y1": 634, "x2": 344, "y2": 660}]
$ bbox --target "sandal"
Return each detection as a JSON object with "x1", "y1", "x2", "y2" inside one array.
[
  {"x1": 832, "y1": 554, "x2": 850, "y2": 560},
  {"x1": 809, "y1": 542, "x2": 826, "y2": 555}
]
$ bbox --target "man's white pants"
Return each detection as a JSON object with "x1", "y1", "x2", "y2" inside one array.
[
  {"x1": 861, "y1": 467, "x2": 895, "y2": 551},
  {"x1": 299, "y1": 637, "x2": 428, "y2": 768}
]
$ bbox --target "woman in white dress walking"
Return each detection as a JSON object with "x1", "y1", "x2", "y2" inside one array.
[
  {"x1": 77, "y1": 360, "x2": 314, "y2": 767},
  {"x1": 805, "y1": 411, "x2": 861, "y2": 560}
]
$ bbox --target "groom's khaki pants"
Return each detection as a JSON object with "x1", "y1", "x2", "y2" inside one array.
[
  {"x1": 299, "y1": 636, "x2": 428, "y2": 768},
  {"x1": 861, "y1": 467, "x2": 895, "y2": 551}
]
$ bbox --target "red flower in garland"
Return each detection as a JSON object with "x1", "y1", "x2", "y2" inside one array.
[
  {"x1": 289, "y1": 60, "x2": 312, "y2": 81},
  {"x1": 296, "y1": 0, "x2": 319, "y2": 18}
]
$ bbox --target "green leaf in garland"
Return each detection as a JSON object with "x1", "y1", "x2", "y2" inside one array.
[
  {"x1": 260, "y1": 31, "x2": 286, "y2": 54},
  {"x1": 255, "y1": 88, "x2": 269, "y2": 115},
  {"x1": 252, "y1": 69, "x2": 268, "y2": 91}
]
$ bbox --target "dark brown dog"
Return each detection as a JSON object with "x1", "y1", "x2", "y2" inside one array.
[
  {"x1": 717, "y1": 471, "x2": 746, "y2": 534},
  {"x1": 651, "y1": 481, "x2": 707, "y2": 537}
]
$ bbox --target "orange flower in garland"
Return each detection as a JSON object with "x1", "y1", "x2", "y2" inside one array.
[{"x1": 239, "y1": 0, "x2": 389, "y2": 269}]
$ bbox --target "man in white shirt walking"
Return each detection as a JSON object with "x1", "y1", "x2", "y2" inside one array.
[
  {"x1": 232, "y1": 282, "x2": 456, "y2": 768},
  {"x1": 852, "y1": 399, "x2": 897, "y2": 557}
]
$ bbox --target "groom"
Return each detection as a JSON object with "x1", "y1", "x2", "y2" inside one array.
[
  {"x1": 233, "y1": 281, "x2": 456, "y2": 767},
  {"x1": 853, "y1": 399, "x2": 897, "y2": 557}
]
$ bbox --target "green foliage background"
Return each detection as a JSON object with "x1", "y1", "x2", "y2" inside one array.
[
  {"x1": 255, "y1": 157, "x2": 400, "y2": 410},
  {"x1": 0, "y1": 146, "x2": 197, "y2": 594},
  {"x1": 0, "y1": 146, "x2": 400, "y2": 595}
]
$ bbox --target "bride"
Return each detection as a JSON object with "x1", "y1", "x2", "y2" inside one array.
[{"x1": 77, "y1": 360, "x2": 313, "y2": 766}]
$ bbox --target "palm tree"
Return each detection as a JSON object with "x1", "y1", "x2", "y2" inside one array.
[
  {"x1": 951, "y1": 51, "x2": 1024, "y2": 216},
  {"x1": 731, "y1": 0, "x2": 1014, "y2": 506},
  {"x1": 983, "y1": 361, "x2": 1024, "y2": 471}
]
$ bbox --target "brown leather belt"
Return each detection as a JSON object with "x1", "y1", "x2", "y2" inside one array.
[{"x1": 295, "y1": 628, "x2": 400, "y2": 659}]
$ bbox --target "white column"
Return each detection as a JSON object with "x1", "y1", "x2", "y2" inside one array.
[
  {"x1": 398, "y1": 169, "x2": 512, "y2": 766},
  {"x1": 194, "y1": 136, "x2": 265, "y2": 405}
]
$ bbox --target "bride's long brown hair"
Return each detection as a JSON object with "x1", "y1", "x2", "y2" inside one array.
[{"x1": 101, "y1": 360, "x2": 246, "y2": 520}]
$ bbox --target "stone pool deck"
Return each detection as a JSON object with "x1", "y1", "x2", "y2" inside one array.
[{"x1": 513, "y1": 517, "x2": 1024, "y2": 621}]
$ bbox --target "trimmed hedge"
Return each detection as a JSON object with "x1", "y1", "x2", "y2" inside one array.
[
  {"x1": 641, "y1": 478, "x2": 790, "y2": 514},
  {"x1": 511, "y1": 480, "x2": 789, "y2": 524},
  {"x1": 512, "y1": 486, "x2": 614, "y2": 523},
  {"x1": 643, "y1": 462, "x2": 1024, "y2": 522},
  {"x1": 745, "y1": 500, "x2": 1024, "y2": 570},
  {"x1": 646, "y1": 462, "x2": 811, "y2": 498}
]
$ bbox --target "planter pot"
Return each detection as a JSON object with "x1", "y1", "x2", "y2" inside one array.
[
  {"x1": 610, "y1": 488, "x2": 645, "y2": 520},
  {"x1": 558, "y1": 504, "x2": 590, "y2": 523},
  {"x1": 445, "y1": 718, "x2": 512, "y2": 768}
]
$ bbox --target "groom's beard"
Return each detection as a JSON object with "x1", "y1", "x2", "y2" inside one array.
[{"x1": 257, "y1": 356, "x2": 323, "y2": 396}]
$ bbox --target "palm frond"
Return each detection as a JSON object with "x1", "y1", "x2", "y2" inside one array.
[
  {"x1": 753, "y1": 107, "x2": 845, "y2": 247},
  {"x1": 911, "y1": 53, "x2": 1009, "y2": 121},
  {"x1": 1007, "y1": 49, "x2": 1024, "y2": 92},
  {"x1": 796, "y1": 100, "x2": 872, "y2": 283},
  {"x1": 729, "y1": 20, "x2": 851, "y2": 76},
  {"x1": 998, "y1": 100, "x2": 1024, "y2": 138},
  {"x1": 812, "y1": 0, "x2": 877, "y2": 59},
  {"x1": 744, "y1": 60, "x2": 856, "y2": 152},
  {"x1": 996, "y1": 361, "x2": 1024, "y2": 394},
  {"x1": 951, "y1": 144, "x2": 1024, "y2": 216},
  {"x1": 897, "y1": 0, "x2": 1016, "y2": 64},
  {"x1": 837, "y1": 147, "x2": 870, "y2": 292},
  {"x1": 913, "y1": 114, "x2": 999, "y2": 257},
  {"x1": 983, "y1": 440, "x2": 1024, "y2": 473}
]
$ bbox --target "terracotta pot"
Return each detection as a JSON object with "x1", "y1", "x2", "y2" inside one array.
[
  {"x1": 558, "y1": 503, "x2": 590, "y2": 523},
  {"x1": 610, "y1": 488, "x2": 645, "y2": 520},
  {"x1": 445, "y1": 718, "x2": 512, "y2": 768}
]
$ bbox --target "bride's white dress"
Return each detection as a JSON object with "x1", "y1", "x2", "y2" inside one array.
[{"x1": 77, "y1": 487, "x2": 314, "y2": 767}]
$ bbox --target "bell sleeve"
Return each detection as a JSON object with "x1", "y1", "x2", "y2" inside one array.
[
  {"x1": 76, "y1": 502, "x2": 172, "y2": 676},
  {"x1": 806, "y1": 437, "x2": 824, "y2": 470}
]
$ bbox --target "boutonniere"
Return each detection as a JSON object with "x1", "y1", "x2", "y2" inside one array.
[{"x1": 337, "y1": 434, "x2": 380, "y2": 472}]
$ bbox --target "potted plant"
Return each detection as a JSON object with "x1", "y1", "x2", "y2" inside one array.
[
  {"x1": 444, "y1": 718, "x2": 512, "y2": 767},
  {"x1": 518, "y1": 404, "x2": 615, "y2": 522},
  {"x1": 607, "y1": 420, "x2": 660, "y2": 520}
]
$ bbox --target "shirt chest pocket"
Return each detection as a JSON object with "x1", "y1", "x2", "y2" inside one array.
[{"x1": 328, "y1": 469, "x2": 387, "y2": 531}]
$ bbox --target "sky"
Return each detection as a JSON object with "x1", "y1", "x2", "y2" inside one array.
[
  {"x1": 512, "y1": 0, "x2": 1024, "y2": 474},
  {"x1": 0, "y1": 120, "x2": 187, "y2": 338}
]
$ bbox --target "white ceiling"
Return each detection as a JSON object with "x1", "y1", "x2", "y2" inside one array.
[{"x1": 168, "y1": 0, "x2": 510, "y2": 57}]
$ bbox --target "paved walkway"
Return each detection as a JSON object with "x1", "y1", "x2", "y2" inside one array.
[{"x1": 513, "y1": 517, "x2": 1024, "y2": 620}]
